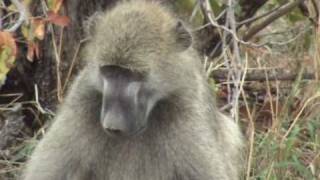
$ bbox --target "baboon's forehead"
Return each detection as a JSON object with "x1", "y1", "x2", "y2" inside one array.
[
  {"x1": 94, "y1": 2, "x2": 175, "y2": 48},
  {"x1": 96, "y1": 14, "x2": 172, "y2": 46},
  {"x1": 89, "y1": 1, "x2": 177, "y2": 70},
  {"x1": 93, "y1": 24, "x2": 173, "y2": 68},
  {"x1": 93, "y1": 41, "x2": 155, "y2": 73}
]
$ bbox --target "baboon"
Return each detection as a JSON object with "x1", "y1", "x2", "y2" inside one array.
[{"x1": 22, "y1": 1, "x2": 243, "y2": 180}]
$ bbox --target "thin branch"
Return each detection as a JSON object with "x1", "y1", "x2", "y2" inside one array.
[
  {"x1": 62, "y1": 39, "x2": 87, "y2": 93},
  {"x1": 189, "y1": 0, "x2": 200, "y2": 22},
  {"x1": 4, "y1": 0, "x2": 28, "y2": 32},
  {"x1": 267, "y1": 25, "x2": 311, "y2": 46},
  {"x1": 280, "y1": 92, "x2": 320, "y2": 144},
  {"x1": 243, "y1": 0, "x2": 305, "y2": 41},
  {"x1": 226, "y1": 0, "x2": 242, "y2": 120},
  {"x1": 198, "y1": 0, "x2": 259, "y2": 47},
  {"x1": 237, "y1": 5, "x2": 281, "y2": 26},
  {"x1": 211, "y1": 69, "x2": 315, "y2": 82},
  {"x1": 310, "y1": 0, "x2": 319, "y2": 24}
]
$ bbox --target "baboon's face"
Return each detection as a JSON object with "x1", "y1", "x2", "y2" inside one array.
[
  {"x1": 88, "y1": 13, "x2": 192, "y2": 137},
  {"x1": 98, "y1": 65, "x2": 162, "y2": 137}
]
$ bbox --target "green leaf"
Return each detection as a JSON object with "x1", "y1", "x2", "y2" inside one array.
[
  {"x1": 0, "y1": 46, "x2": 15, "y2": 85},
  {"x1": 287, "y1": 8, "x2": 305, "y2": 23},
  {"x1": 209, "y1": 0, "x2": 223, "y2": 15}
]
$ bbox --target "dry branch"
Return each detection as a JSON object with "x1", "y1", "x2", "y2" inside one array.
[
  {"x1": 243, "y1": 0, "x2": 305, "y2": 41},
  {"x1": 211, "y1": 69, "x2": 315, "y2": 82},
  {"x1": 311, "y1": 0, "x2": 319, "y2": 24},
  {"x1": 195, "y1": 0, "x2": 268, "y2": 57},
  {"x1": 3, "y1": 0, "x2": 28, "y2": 32}
]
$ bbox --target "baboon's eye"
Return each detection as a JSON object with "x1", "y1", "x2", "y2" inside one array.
[
  {"x1": 99, "y1": 65, "x2": 144, "y2": 81},
  {"x1": 99, "y1": 65, "x2": 130, "y2": 78}
]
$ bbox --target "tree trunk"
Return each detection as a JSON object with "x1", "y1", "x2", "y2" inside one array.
[{"x1": 34, "y1": 0, "x2": 118, "y2": 110}]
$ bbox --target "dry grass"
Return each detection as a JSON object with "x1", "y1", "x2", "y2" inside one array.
[{"x1": 0, "y1": 1, "x2": 319, "y2": 180}]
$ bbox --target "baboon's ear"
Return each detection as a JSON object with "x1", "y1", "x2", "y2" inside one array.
[
  {"x1": 83, "y1": 12, "x2": 103, "y2": 39},
  {"x1": 174, "y1": 20, "x2": 192, "y2": 51}
]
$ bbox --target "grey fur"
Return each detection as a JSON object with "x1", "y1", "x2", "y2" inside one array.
[{"x1": 22, "y1": 1, "x2": 243, "y2": 180}]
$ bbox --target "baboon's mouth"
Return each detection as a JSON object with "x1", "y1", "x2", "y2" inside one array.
[{"x1": 103, "y1": 125, "x2": 147, "y2": 138}]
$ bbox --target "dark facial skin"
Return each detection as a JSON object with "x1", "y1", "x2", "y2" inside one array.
[{"x1": 99, "y1": 65, "x2": 161, "y2": 137}]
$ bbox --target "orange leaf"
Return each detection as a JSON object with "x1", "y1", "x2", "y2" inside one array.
[
  {"x1": 33, "y1": 19, "x2": 46, "y2": 40},
  {"x1": 0, "y1": 31, "x2": 17, "y2": 56},
  {"x1": 34, "y1": 42, "x2": 40, "y2": 59},
  {"x1": 27, "y1": 42, "x2": 34, "y2": 61},
  {"x1": 46, "y1": 11, "x2": 70, "y2": 27},
  {"x1": 52, "y1": 0, "x2": 64, "y2": 13},
  {"x1": 27, "y1": 42, "x2": 40, "y2": 62}
]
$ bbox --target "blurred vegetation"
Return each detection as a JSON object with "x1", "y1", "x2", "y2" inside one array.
[
  {"x1": 174, "y1": 0, "x2": 320, "y2": 179},
  {"x1": 0, "y1": 0, "x2": 319, "y2": 179}
]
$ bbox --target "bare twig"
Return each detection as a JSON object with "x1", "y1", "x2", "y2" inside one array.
[
  {"x1": 239, "y1": 66, "x2": 255, "y2": 180},
  {"x1": 62, "y1": 39, "x2": 87, "y2": 93},
  {"x1": 189, "y1": 0, "x2": 200, "y2": 22},
  {"x1": 310, "y1": 0, "x2": 319, "y2": 23},
  {"x1": 266, "y1": 24, "x2": 311, "y2": 46},
  {"x1": 226, "y1": 0, "x2": 242, "y2": 120},
  {"x1": 237, "y1": 5, "x2": 281, "y2": 26},
  {"x1": 280, "y1": 92, "x2": 320, "y2": 144},
  {"x1": 243, "y1": 0, "x2": 305, "y2": 41},
  {"x1": 3, "y1": 0, "x2": 28, "y2": 32},
  {"x1": 34, "y1": 84, "x2": 46, "y2": 114},
  {"x1": 211, "y1": 69, "x2": 315, "y2": 81},
  {"x1": 198, "y1": 0, "x2": 258, "y2": 47},
  {"x1": 40, "y1": 0, "x2": 63, "y2": 102}
]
